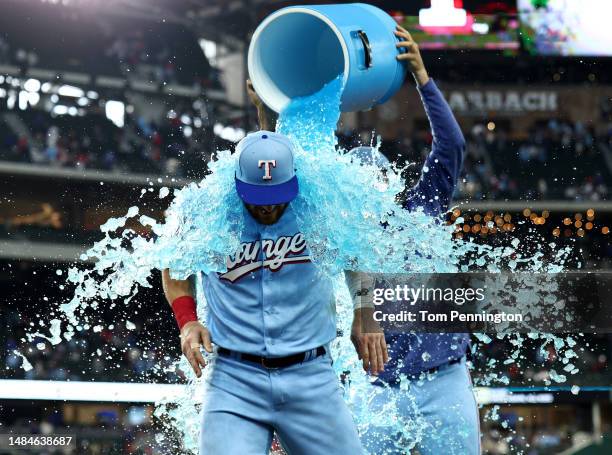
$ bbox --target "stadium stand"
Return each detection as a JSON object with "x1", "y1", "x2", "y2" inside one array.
[
  {"x1": 338, "y1": 117, "x2": 612, "y2": 202},
  {"x1": 0, "y1": 2, "x2": 214, "y2": 87}
]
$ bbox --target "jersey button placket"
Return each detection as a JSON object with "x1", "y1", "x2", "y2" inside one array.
[
  {"x1": 264, "y1": 226, "x2": 278, "y2": 352},
  {"x1": 260, "y1": 230, "x2": 273, "y2": 352}
]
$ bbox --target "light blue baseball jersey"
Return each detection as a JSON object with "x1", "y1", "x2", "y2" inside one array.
[{"x1": 202, "y1": 204, "x2": 336, "y2": 356}]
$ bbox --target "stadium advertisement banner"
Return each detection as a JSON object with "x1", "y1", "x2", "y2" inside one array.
[
  {"x1": 444, "y1": 89, "x2": 558, "y2": 114},
  {"x1": 367, "y1": 83, "x2": 611, "y2": 136}
]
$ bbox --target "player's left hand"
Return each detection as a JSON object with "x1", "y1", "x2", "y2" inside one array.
[
  {"x1": 351, "y1": 308, "x2": 389, "y2": 375},
  {"x1": 394, "y1": 25, "x2": 430, "y2": 87},
  {"x1": 246, "y1": 79, "x2": 264, "y2": 110},
  {"x1": 246, "y1": 79, "x2": 278, "y2": 131}
]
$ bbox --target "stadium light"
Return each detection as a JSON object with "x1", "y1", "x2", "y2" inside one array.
[
  {"x1": 0, "y1": 380, "x2": 186, "y2": 403},
  {"x1": 26, "y1": 91, "x2": 40, "y2": 107},
  {"x1": 474, "y1": 387, "x2": 554, "y2": 404},
  {"x1": 52, "y1": 105, "x2": 69, "y2": 115},
  {"x1": 214, "y1": 123, "x2": 245, "y2": 142},
  {"x1": 0, "y1": 380, "x2": 552, "y2": 405},
  {"x1": 7, "y1": 91, "x2": 16, "y2": 109},
  {"x1": 472, "y1": 23, "x2": 489, "y2": 34},
  {"x1": 24, "y1": 78, "x2": 41, "y2": 92},
  {"x1": 58, "y1": 84, "x2": 84, "y2": 98},
  {"x1": 105, "y1": 100, "x2": 125, "y2": 127},
  {"x1": 199, "y1": 39, "x2": 219, "y2": 67},
  {"x1": 19, "y1": 91, "x2": 28, "y2": 110}
]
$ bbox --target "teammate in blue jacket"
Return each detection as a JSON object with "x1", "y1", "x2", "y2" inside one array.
[{"x1": 348, "y1": 25, "x2": 479, "y2": 455}]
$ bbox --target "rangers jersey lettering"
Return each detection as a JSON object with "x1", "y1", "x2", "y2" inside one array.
[{"x1": 220, "y1": 233, "x2": 311, "y2": 282}]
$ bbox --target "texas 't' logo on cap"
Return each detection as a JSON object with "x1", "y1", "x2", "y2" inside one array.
[
  {"x1": 235, "y1": 131, "x2": 299, "y2": 205},
  {"x1": 258, "y1": 159, "x2": 277, "y2": 180}
]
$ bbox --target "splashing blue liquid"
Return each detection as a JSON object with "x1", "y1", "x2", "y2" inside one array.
[
  {"x1": 277, "y1": 76, "x2": 463, "y2": 276},
  {"x1": 18, "y1": 75, "x2": 579, "y2": 454}
]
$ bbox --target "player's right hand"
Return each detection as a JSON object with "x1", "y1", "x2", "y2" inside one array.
[
  {"x1": 180, "y1": 321, "x2": 213, "y2": 378},
  {"x1": 351, "y1": 308, "x2": 389, "y2": 376}
]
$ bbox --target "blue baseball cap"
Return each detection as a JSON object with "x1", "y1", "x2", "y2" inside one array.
[
  {"x1": 235, "y1": 130, "x2": 299, "y2": 205},
  {"x1": 348, "y1": 146, "x2": 390, "y2": 169}
]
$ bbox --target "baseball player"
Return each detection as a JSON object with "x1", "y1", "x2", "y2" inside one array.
[
  {"x1": 161, "y1": 118, "x2": 387, "y2": 452},
  {"x1": 347, "y1": 25, "x2": 479, "y2": 454}
]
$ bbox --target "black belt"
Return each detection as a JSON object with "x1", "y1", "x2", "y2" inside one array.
[
  {"x1": 217, "y1": 346, "x2": 326, "y2": 369},
  {"x1": 373, "y1": 357, "x2": 465, "y2": 387},
  {"x1": 412, "y1": 357, "x2": 463, "y2": 378}
]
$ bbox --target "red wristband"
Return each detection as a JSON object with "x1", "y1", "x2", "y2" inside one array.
[{"x1": 171, "y1": 296, "x2": 198, "y2": 331}]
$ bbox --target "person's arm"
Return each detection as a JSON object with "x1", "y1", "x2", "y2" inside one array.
[
  {"x1": 246, "y1": 79, "x2": 277, "y2": 131},
  {"x1": 162, "y1": 269, "x2": 212, "y2": 378},
  {"x1": 344, "y1": 271, "x2": 388, "y2": 375},
  {"x1": 394, "y1": 25, "x2": 466, "y2": 216}
]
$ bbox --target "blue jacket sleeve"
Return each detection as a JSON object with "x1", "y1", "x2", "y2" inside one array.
[{"x1": 403, "y1": 79, "x2": 466, "y2": 216}]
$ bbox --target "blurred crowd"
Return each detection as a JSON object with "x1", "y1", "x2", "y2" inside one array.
[
  {"x1": 3, "y1": 313, "x2": 182, "y2": 384},
  {"x1": 481, "y1": 413, "x2": 612, "y2": 455},
  {"x1": 104, "y1": 31, "x2": 220, "y2": 88},
  {"x1": 458, "y1": 119, "x2": 610, "y2": 201},
  {"x1": 106, "y1": 33, "x2": 181, "y2": 86},
  {"x1": 481, "y1": 423, "x2": 599, "y2": 455},
  {"x1": 4, "y1": 104, "x2": 610, "y2": 202},
  {"x1": 0, "y1": 108, "x2": 216, "y2": 178},
  {"x1": 0, "y1": 3, "x2": 217, "y2": 89},
  {"x1": 342, "y1": 116, "x2": 611, "y2": 202}
]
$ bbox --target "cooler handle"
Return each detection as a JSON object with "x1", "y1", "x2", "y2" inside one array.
[{"x1": 357, "y1": 30, "x2": 372, "y2": 69}]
